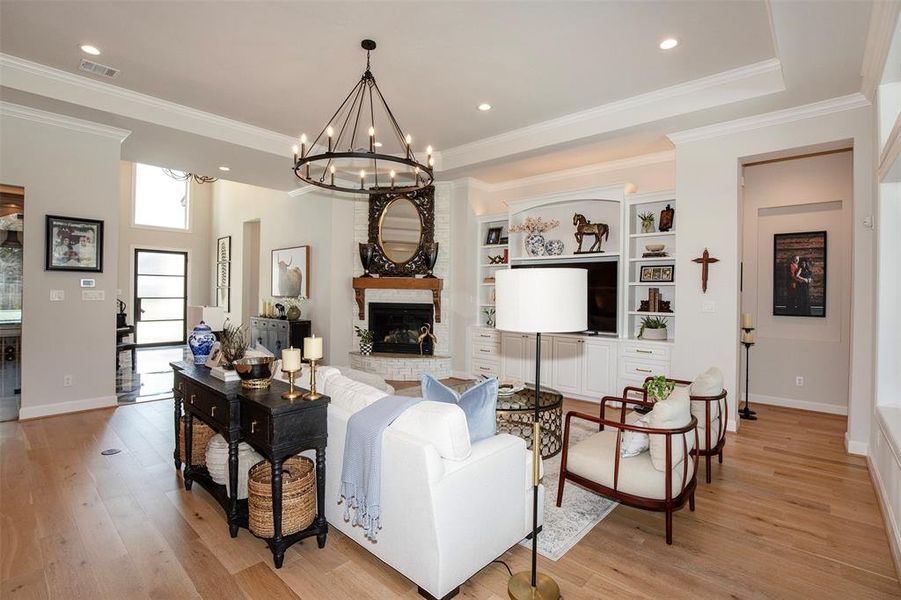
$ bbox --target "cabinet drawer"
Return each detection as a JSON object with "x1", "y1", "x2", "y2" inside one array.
[
  {"x1": 619, "y1": 357, "x2": 669, "y2": 380},
  {"x1": 472, "y1": 341, "x2": 500, "y2": 361},
  {"x1": 620, "y1": 342, "x2": 670, "y2": 361},
  {"x1": 472, "y1": 359, "x2": 499, "y2": 378},
  {"x1": 241, "y1": 401, "x2": 271, "y2": 448},
  {"x1": 173, "y1": 372, "x2": 186, "y2": 397},
  {"x1": 185, "y1": 383, "x2": 228, "y2": 427},
  {"x1": 471, "y1": 329, "x2": 500, "y2": 344}
]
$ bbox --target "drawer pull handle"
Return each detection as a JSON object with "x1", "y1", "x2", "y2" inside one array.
[
  {"x1": 251, "y1": 420, "x2": 258, "y2": 434},
  {"x1": 636, "y1": 349, "x2": 653, "y2": 354},
  {"x1": 635, "y1": 368, "x2": 652, "y2": 374},
  {"x1": 210, "y1": 406, "x2": 217, "y2": 417},
  {"x1": 190, "y1": 394, "x2": 195, "y2": 405},
  {"x1": 479, "y1": 349, "x2": 491, "y2": 353},
  {"x1": 178, "y1": 382, "x2": 184, "y2": 391}
]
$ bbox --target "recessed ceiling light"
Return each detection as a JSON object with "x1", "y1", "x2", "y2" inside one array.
[
  {"x1": 218, "y1": 166, "x2": 230, "y2": 172},
  {"x1": 659, "y1": 38, "x2": 678, "y2": 50},
  {"x1": 80, "y1": 44, "x2": 101, "y2": 56},
  {"x1": 478, "y1": 103, "x2": 492, "y2": 111}
]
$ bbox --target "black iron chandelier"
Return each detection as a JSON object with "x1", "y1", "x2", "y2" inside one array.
[
  {"x1": 163, "y1": 169, "x2": 218, "y2": 185},
  {"x1": 292, "y1": 39, "x2": 434, "y2": 195}
]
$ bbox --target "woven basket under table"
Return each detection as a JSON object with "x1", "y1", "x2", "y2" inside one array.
[
  {"x1": 177, "y1": 416, "x2": 215, "y2": 466},
  {"x1": 248, "y1": 456, "x2": 316, "y2": 538}
]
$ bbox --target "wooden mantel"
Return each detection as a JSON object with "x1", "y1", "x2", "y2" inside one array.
[{"x1": 352, "y1": 277, "x2": 444, "y2": 323}]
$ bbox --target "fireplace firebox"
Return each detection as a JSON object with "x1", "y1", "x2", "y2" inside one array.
[{"x1": 369, "y1": 302, "x2": 434, "y2": 355}]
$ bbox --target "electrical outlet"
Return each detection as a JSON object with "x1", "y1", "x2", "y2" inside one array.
[
  {"x1": 50, "y1": 289, "x2": 65, "y2": 302},
  {"x1": 795, "y1": 376, "x2": 804, "y2": 387},
  {"x1": 702, "y1": 300, "x2": 716, "y2": 313},
  {"x1": 63, "y1": 375, "x2": 73, "y2": 387}
]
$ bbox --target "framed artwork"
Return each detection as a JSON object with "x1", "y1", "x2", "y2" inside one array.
[
  {"x1": 217, "y1": 236, "x2": 231, "y2": 263},
  {"x1": 271, "y1": 245, "x2": 310, "y2": 298},
  {"x1": 773, "y1": 231, "x2": 826, "y2": 317},
  {"x1": 216, "y1": 236, "x2": 231, "y2": 311},
  {"x1": 639, "y1": 265, "x2": 674, "y2": 283},
  {"x1": 485, "y1": 227, "x2": 502, "y2": 245},
  {"x1": 216, "y1": 261, "x2": 230, "y2": 288},
  {"x1": 216, "y1": 287, "x2": 230, "y2": 312},
  {"x1": 45, "y1": 215, "x2": 103, "y2": 272}
]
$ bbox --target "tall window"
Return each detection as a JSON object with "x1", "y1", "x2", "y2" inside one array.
[{"x1": 133, "y1": 163, "x2": 189, "y2": 230}]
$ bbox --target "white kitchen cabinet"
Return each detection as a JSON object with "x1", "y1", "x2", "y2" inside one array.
[
  {"x1": 583, "y1": 338, "x2": 617, "y2": 399},
  {"x1": 525, "y1": 334, "x2": 553, "y2": 385},
  {"x1": 552, "y1": 336, "x2": 583, "y2": 396},
  {"x1": 500, "y1": 332, "x2": 528, "y2": 382}
]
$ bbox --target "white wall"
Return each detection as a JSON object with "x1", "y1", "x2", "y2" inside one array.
[
  {"x1": 117, "y1": 162, "x2": 212, "y2": 323},
  {"x1": 740, "y1": 151, "x2": 853, "y2": 414},
  {"x1": 210, "y1": 181, "x2": 354, "y2": 365},
  {"x1": 0, "y1": 107, "x2": 126, "y2": 418},
  {"x1": 672, "y1": 105, "x2": 875, "y2": 450}
]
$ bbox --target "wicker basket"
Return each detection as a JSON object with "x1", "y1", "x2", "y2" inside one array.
[
  {"x1": 248, "y1": 456, "x2": 316, "y2": 538},
  {"x1": 177, "y1": 416, "x2": 215, "y2": 466}
]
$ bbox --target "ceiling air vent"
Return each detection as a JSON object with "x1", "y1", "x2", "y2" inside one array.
[{"x1": 79, "y1": 58, "x2": 120, "y2": 79}]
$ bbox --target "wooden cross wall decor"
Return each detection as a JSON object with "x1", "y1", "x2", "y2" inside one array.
[{"x1": 692, "y1": 248, "x2": 719, "y2": 293}]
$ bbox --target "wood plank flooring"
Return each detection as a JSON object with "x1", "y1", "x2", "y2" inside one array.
[{"x1": 1, "y1": 399, "x2": 898, "y2": 599}]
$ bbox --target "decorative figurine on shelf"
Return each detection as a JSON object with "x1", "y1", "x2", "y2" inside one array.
[
  {"x1": 487, "y1": 254, "x2": 506, "y2": 264},
  {"x1": 572, "y1": 213, "x2": 609, "y2": 254},
  {"x1": 417, "y1": 323, "x2": 437, "y2": 356},
  {"x1": 659, "y1": 204, "x2": 675, "y2": 232},
  {"x1": 510, "y1": 216, "x2": 560, "y2": 257},
  {"x1": 638, "y1": 211, "x2": 656, "y2": 234},
  {"x1": 483, "y1": 307, "x2": 496, "y2": 328},
  {"x1": 692, "y1": 248, "x2": 719, "y2": 293},
  {"x1": 358, "y1": 242, "x2": 375, "y2": 278},
  {"x1": 355, "y1": 326, "x2": 374, "y2": 356},
  {"x1": 188, "y1": 321, "x2": 216, "y2": 364},
  {"x1": 423, "y1": 242, "x2": 439, "y2": 278}
]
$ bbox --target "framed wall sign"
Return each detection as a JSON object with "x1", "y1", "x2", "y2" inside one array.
[
  {"x1": 45, "y1": 215, "x2": 104, "y2": 272},
  {"x1": 639, "y1": 264, "x2": 674, "y2": 283}
]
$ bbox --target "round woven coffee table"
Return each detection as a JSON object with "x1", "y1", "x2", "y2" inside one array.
[{"x1": 496, "y1": 385, "x2": 563, "y2": 459}]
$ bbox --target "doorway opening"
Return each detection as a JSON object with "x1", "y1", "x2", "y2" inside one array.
[{"x1": 0, "y1": 184, "x2": 23, "y2": 422}]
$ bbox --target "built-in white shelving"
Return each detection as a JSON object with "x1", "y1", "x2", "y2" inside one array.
[{"x1": 476, "y1": 215, "x2": 509, "y2": 326}]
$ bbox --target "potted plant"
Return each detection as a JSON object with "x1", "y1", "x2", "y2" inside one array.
[
  {"x1": 509, "y1": 216, "x2": 560, "y2": 256},
  {"x1": 355, "y1": 326, "x2": 375, "y2": 356},
  {"x1": 283, "y1": 295, "x2": 308, "y2": 321},
  {"x1": 218, "y1": 319, "x2": 247, "y2": 369},
  {"x1": 643, "y1": 374, "x2": 675, "y2": 402},
  {"x1": 638, "y1": 211, "x2": 656, "y2": 234},
  {"x1": 638, "y1": 315, "x2": 668, "y2": 340}
]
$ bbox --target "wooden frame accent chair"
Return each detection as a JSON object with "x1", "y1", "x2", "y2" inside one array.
[
  {"x1": 556, "y1": 392, "x2": 699, "y2": 544},
  {"x1": 641, "y1": 376, "x2": 728, "y2": 484}
]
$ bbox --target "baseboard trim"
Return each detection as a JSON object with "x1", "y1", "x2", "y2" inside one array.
[
  {"x1": 726, "y1": 419, "x2": 738, "y2": 433},
  {"x1": 750, "y1": 393, "x2": 848, "y2": 416},
  {"x1": 18, "y1": 394, "x2": 117, "y2": 420},
  {"x1": 867, "y1": 453, "x2": 901, "y2": 578},
  {"x1": 845, "y1": 432, "x2": 869, "y2": 456}
]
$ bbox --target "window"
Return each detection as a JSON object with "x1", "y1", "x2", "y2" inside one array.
[{"x1": 133, "y1": 163, "x2": 189, "y2": 230}]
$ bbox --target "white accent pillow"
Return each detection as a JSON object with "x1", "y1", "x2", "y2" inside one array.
[
  {"x1": 690, "y1": 367, "x2": 723, "y2": 421},
  {"x1": 620, "y1": 414, "x2": 650, "y2": 457},
  {"x1": 648, "y1": 386, "x2": 695, "y2": 472},
  {"x1": 325, "y1": 374, "x2": 388, "y2": 414},
  {"x1": 391, "y1": 401, "x2": 472, "y2": 461}
]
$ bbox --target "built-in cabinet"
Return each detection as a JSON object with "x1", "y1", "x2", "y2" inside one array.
[{"x1": 249, "y1": 318, "x2": 312, "y2": 356}]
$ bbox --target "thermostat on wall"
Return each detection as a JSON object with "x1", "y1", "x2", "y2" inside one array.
[{"x1": 80, "y1": 278, "x2": 96, "y2": 288}]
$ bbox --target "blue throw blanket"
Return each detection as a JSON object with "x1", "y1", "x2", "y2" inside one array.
[{"x1": 339, "y1": 394, "x2": 419, "y2": 541}]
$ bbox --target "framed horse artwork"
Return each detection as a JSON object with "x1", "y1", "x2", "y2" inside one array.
[{"x1": 572, "y1": 213, "x2": 610, "y2": 254}]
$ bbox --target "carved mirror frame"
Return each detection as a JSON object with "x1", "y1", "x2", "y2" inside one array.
[{"x1": 368, "y1": 185, "x2": 435, "y2": 276}]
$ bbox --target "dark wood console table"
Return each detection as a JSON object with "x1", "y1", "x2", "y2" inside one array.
[{"x1": 171, "y1": 362, "x2": 329, "y2": 567}]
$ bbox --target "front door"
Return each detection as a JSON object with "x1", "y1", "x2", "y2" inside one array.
[{"x1": 134, "y1": 249, "x2": 187, "y2": 346}]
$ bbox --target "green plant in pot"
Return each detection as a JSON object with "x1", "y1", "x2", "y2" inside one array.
[
  {"x1": 638, "y1": 315, "x2": 668, "y2": 340},
  {"x1": 638, "y1": 211, "x2": 656, "y2": 234},
  {"x1": 643, "y1": 375, "x2": 675, "y2": 402},
  {"x1": 355, "y1": 325, "x2": 375, "y2": 356},
  {"x1": 284, "y1": 295, "x2": 308, "y2": 321}
]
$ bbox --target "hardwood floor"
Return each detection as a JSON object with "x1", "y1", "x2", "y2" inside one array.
[{"x1": 1, "y1": 399, "x2": 898, "y2": 599}]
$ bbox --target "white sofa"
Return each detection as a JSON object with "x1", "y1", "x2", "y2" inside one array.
[{"x1": 280, "y1": 366, "x2": 539, "y2": 600}]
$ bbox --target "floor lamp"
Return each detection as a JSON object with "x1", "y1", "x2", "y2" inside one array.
[{"x1": 495, "y1": 268, "x2": 587, "y2": 600}]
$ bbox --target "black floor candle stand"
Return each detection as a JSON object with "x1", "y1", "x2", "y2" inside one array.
[{"x1": 740, "y1": 327, "x2": 757, "y2": 420}]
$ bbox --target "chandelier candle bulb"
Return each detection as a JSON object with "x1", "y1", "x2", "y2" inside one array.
[
  {"x1": 359, "y1": 169, "x2": 366, "y2": 189},
  {"x1": 368, "y1": 126, "x2": 375, "y2": 152},
  {"x1": 330, "y1": 165, "x2": 335, "y2": 186},
  {"x1": 304, "y1": 335, "x2": 323, "y2": 360},
  {"x1": 405, "y1": 134, "x2": 412, "y2": 158},
  {"x1": 300, "y1": 134, "x2": 307, "y2": 157},
  {"x1": 292, "y1": 145, "x2": 298, "y2": 162},
  {"x1": 281, "y1": 347, "x2": 301, "y2": 372},
  {"x1": 389, "y1": 170, "x2": 396, "y2": 188},
  {"x1": 327, "y1": 126, "x2": 334, "y2": 152}
]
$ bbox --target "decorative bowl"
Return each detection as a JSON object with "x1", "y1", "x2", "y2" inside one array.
[
  {"x1": 645, "y1": 244, "x2": 666, "y2": 252},
  {"x1": 234, "y1": 356, "x2": 276, "y2": 389},
  {"x1": 498, "y1": 380, "x2": 526, "y2": 396}
]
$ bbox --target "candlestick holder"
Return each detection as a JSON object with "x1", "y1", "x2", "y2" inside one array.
[
  {"x1": 303, "y1": 359, "x2": 323, "y2": 400},
  {"x1": 281, "y1": 368, "x2": 302, "y2": 400},
  {"x1": 740, "y1": 326, "x2": 757, "y2": 420}
]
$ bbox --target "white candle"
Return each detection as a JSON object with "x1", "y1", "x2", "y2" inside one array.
[
  {"x1": 368, "y1": 126, "x2": 375, "y2": 152},
  {"x1": 741, "y1": 313, "x2": 753, "y2": 328},
  {"x1": 390, "y1": 170, "x2": 396, "y2": 188},
  {"x1": 304, "y1": 335, "x2": 323, "y2": 360},
  {"x1": 281, "y1": 346, "x2": 301, "y2": 371},
  {"x1": 327, "y1": 126, "x2": 334, "y2": 151},
  {"x1": 300, "y1": 133, "x2": 307, "y2": 157}
]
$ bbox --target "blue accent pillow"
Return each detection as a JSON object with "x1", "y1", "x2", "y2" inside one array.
[{"x1": 420, "y1": 374, "x2": 498, "y2": 443}]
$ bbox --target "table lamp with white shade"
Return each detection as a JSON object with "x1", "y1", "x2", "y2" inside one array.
[{"x1": 495, "y1": 267, "x2": 587, "y2": 600}]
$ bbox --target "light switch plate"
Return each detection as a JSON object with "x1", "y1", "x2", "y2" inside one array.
[
  {"x1": 50, "y1": 290, "x2": 65, "y2": 302},
  {"x1": 82, "y1": 290, "x2": 105, "y2": 301},
  {"x1": 702, "y1": 300, "x2": 716, "y2": 313}
]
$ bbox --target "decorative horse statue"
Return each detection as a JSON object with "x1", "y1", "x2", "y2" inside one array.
[
  {"x1": 573, "y1": 213, "x2": 609, "y2": 253},
  {"x1": 418, "y1": 324, "x2": 438, "y2": 356}
]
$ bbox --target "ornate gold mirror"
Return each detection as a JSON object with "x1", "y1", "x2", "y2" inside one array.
[{"x1": 377, "y1": 196, "x2": 423, "y2": 264}]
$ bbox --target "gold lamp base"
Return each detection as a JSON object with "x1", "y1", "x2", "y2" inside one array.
[{"x1": 508, "y1": 572, "x2": 560, "y2": 600}]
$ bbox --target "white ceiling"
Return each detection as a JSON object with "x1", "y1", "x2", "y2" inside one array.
[{"x1": 0, "y1": 1, "x2": 875, "y2": 188}]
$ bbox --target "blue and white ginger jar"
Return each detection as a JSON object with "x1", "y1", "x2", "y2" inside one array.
[
  {"x1": 189, "y1": 321, "x2": 216, "y2": 365},
  {"x1": 526, "y1": 233, "x2": 547, "y2": 256}
]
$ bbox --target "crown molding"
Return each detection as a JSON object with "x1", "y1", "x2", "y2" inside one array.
[
  {"x1": 0, "y1": 53, "x2": 293, "y2": 155},
  {"x1": 457, "y1": 150, "x2": 674, "y2": 193},
  {"x1": 0, "y1": 100, "x2": 131, "y2": 141},
  {"x1": 439, "y1": 59, "x2": 784, "y2": 171},
  {"x1": 666, "y1": 93, "x2": 871, "y2": 145},
  {"x1": 860, "y1": 1, "x2": 901, "y2": 100}
]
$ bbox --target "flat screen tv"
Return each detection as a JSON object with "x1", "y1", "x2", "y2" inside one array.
[{"x1": 511, "y1": 260, "x2": 618, "y2": 334}]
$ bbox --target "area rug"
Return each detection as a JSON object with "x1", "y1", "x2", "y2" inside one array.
[{"x1": 519, "y1": 419, "x2": 618, "y2": 561}]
